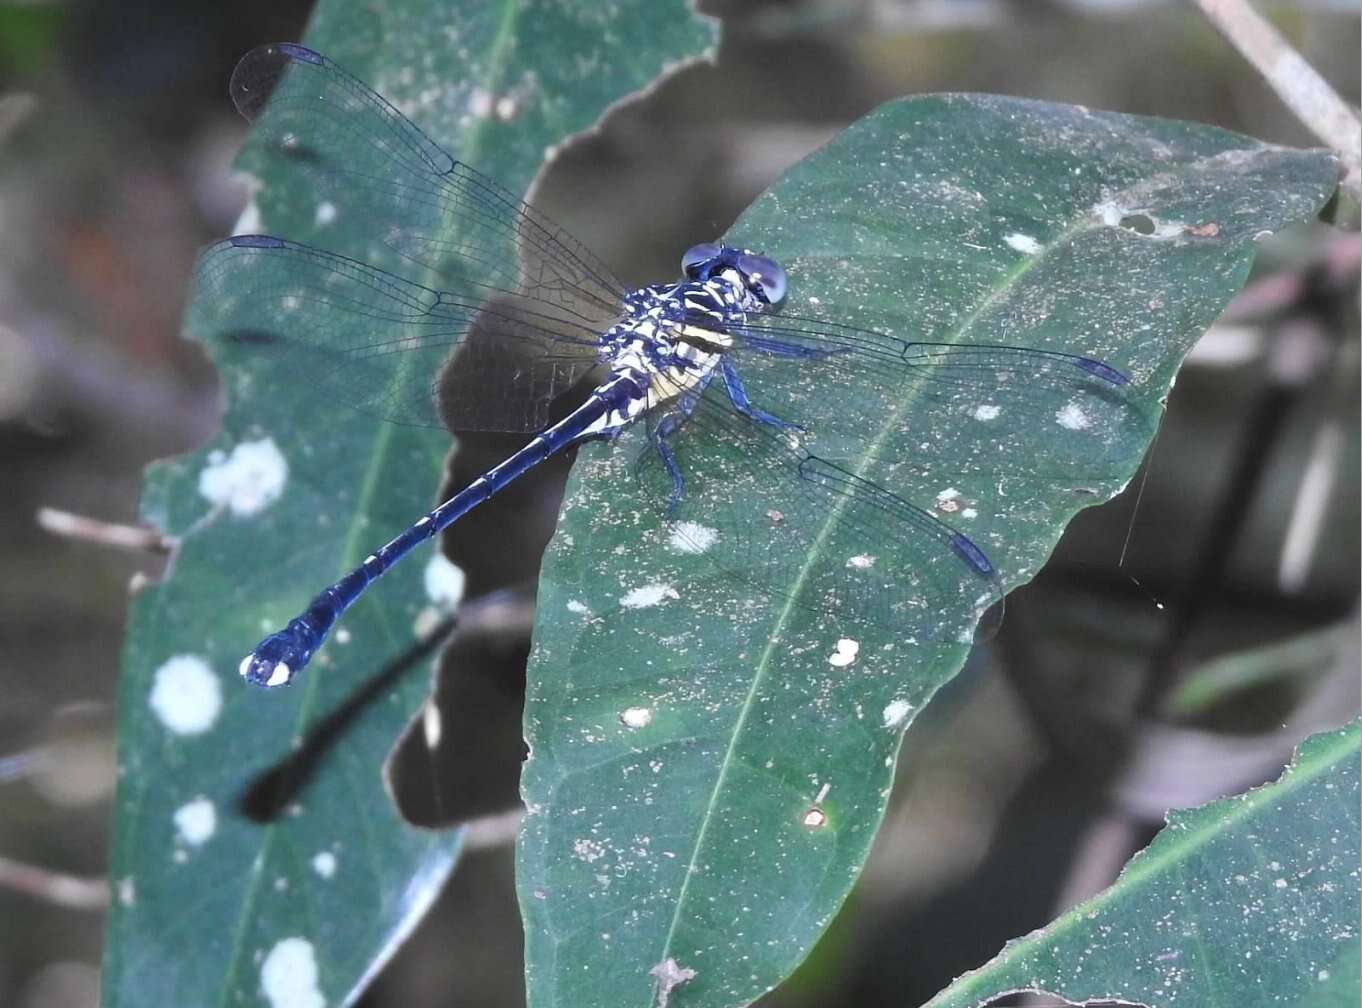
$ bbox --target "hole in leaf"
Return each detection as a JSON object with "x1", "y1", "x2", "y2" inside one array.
[{"x1": 1119, "y1": 213, "x2": 1156, "y2": 235}]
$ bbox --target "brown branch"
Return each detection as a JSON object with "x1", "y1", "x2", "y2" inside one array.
[
  {"x1": 36, "y1": 507, "x2": 175, "y2": 555},
  {"x1": 1192, "y1": 0, "x2": 1361, "y2": 200},
  {"x1": 0, "y1": 855, "x2": 109, "y2": 910}
]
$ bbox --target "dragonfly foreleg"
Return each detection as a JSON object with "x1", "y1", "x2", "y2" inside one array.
[{"x1": 720, "y1": 359, "x2": 803, "y2": 432}]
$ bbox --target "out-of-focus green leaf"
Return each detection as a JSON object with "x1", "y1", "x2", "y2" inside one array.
[
  {"x1": 926, "y1": 720, "x2": 1360, "y2": 1008},
  {"x1": 0, "y1": 3, "x2": 63, "y2": 77},
  {"x1": 1169, "y1": 617, "x2": 1357, "y2": 716},
  {"x1": 103, "y1": 3, "x2": 714, "y2": 1006},
  {"x1": 519, "y1": 96, "x2": 1339, "y2": 1008}
]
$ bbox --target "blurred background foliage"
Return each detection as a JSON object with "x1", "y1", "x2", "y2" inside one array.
[{"x1": 0, "y1": 1, "x2": 1356, "y2": 1007}]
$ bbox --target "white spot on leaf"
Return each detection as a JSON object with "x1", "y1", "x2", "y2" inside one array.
[
  {"x1": 973, "y1": 404, "x2": 1001, "y2": 421},
  {"x1": 620, "y1": 707, "x2": 653, "y2": 729},
  {"x1": 198, "y1": 438, "x2": 288, "y2": 517},
  {"x1": 669, "y1": 521, "x2": 718, "y2": 554},
  {"x1": 882, "y1": 699, "x2": 913, "y2": 728},
  {"x1": 261, "y1": 937, "x2": 324, "y2": 1008},
  {"x1": 412, "y1": 606, "x2": 442, "y2": 639},
  {"x1": 828, "y1": 638, "x2": 859, "y2": 667},
  {"x1": 846, "y1": 554, "x2": 876, "y2": 569},
  {"x1": 1093, "y1": 198, "x2": 1125, "y2": 226},
  {"x1": 572, "y1": 838, "x2": 605, "y2": 862},
  {"x1": 173, "y1": 797, "x2": 216, "y2": 847},
  {"x1": 311, "y1": 851, "x2": 337, "y2": 879},
  {"x1": 468, "y1": 87, "x2": 493, "y2": 118},
  {"x1": 149, "y1": 655, "x2": 222, "y2": 735},
  {"x1": 1056, "y1": 401, "x2": 1092, "y2": 430},
  {"x1": 314, "y1": 201, "x2": 337, "y2": 226},
  {"x1": 1004, "y1": 232, "x2": 1041, "y2": 254},
  {"x1": 619, "y1": 584, "x2": 679, "y2": 609}
]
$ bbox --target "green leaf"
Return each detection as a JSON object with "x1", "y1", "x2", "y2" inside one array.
[
  {"x1": 926, "y1": 720, "x2": 1361, "y2": 1008},
  {"x1": 103, "y1": 3, "x2": 714, "y2": 1006},
  {"x1": 519, "y1": 97, "x2": 1340, "y2": 1008}
]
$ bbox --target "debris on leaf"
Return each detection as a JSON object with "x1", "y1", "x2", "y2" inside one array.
[{"x1": 650, "y1": 957, "x2": 698, "y2": 1008}]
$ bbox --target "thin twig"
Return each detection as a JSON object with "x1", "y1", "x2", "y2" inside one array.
[
  {"x1": 36, "y1": 507, "x2": 175, "y2": 555},
  {"x1": 0, "y1": 855, "x2": 109, "y2": 909},
  {"x1": 1192, "y1": 0, "x2": 1361, "y2": 199},
  {"x1": 0, "y1": 747, "x2": 47, "y2": 783},
  {"x1": 462, "y1": 807, "x2": 525, "y2": 849},
  {"x1": 0, "y1": 93, "x2": 35, "y2": 147}
]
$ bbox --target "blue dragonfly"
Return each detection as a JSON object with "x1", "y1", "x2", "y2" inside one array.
[{"x1": 194, "y1": 44, "x2": 1150, "y2": 688}]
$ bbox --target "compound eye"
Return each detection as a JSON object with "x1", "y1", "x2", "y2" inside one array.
[
  {"x1": 681, "y1": 242, "x2": 722, "y2": 278},
  {"x1": 736, "y1": 253, "x2": 787, "y2": 304}
]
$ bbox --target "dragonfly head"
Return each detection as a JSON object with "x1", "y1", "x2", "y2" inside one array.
[{"x1": 681, "y1": 243, "x2": 787, "y2": 307}]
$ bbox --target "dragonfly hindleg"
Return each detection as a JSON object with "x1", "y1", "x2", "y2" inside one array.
[{"x1": 650, "y1": 409, "x2": 691, "y2": 513}]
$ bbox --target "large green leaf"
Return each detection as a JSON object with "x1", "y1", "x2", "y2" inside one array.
[
  {"x1": 103, "y1": 3, "x2": 713, "y2": 1006},
  {"x1": 519, "y1": 98, "x2": 1340, "y2": 1007},
  {"x1": 926, "y1": 719, "x2": 1361, "y2": 1008}
]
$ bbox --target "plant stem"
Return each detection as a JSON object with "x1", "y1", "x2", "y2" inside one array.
[
  {"x1": 0, "y1": 855, "x2": 109, "y2": 909},
  {"x1": 1193, "y1": 0, "x2": 1361, "y2": 200}
]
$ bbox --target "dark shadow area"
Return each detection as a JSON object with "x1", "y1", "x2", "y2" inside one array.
[
  {"x1": 238, "y1": 613, "x2": 457, "y2": 822},
  {"x1": 389, "y1": 589, "x2": 536, "y2": 827}
]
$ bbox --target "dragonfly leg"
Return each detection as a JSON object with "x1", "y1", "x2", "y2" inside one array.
[
  {"x1": 650, "y1": 410, "x2": 688, "y2": 513},
  {"x1": 720, "y1": 359, "x2": 804, "y2": 432}
]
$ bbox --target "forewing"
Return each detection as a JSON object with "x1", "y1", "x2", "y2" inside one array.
[
  {"x1": 221, "y1": 44, "x2": 623, "y2": 431},
  {"x1": 191, "y1": 236, "x2": 604, "y2": 430},
  {"x1": 726, "y1": 311, "x2": 1157, "y2": 484}
]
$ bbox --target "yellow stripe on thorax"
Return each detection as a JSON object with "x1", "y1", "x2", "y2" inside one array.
[{"x1": 645, "y1": 360, "x2": 717, "y2": 410}]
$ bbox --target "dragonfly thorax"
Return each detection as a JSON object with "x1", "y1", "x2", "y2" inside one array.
[
  {"x1": 585, "y1": 275, "x2": 753, "y2": 436},
  {"x1": 603, "y1": 277, "x2": 749, "y2": 377}
]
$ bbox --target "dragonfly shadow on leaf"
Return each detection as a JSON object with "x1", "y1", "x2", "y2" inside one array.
[
  {"x1": 237, "y1": 586, "x2": 535, "y2": 822},
  {"x1": 237, "y1": 613, "x2": 457, "y2": 822}
]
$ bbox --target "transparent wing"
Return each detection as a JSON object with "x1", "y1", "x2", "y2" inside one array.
[
  {"x1": 190, "y1": 236, "x2": 605, "y2": 430},
  {"x1": 634, "y1": 388, "x2": 1002, "y2": 644},
  {"x1": 204, "y1": 43, "x2": 624, "y2": 431},
  {"x1": 724, "y1": 310, "x2": 1157, "y2": 483}
]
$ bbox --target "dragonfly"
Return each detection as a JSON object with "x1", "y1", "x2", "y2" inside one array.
[{"x1": 194, "y1": 43, "x2": 1151, "y2": 688}]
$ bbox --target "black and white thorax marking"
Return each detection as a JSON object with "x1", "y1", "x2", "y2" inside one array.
[{"x1": 584, "y1": 269, "x2": 760, "y2": 437}]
